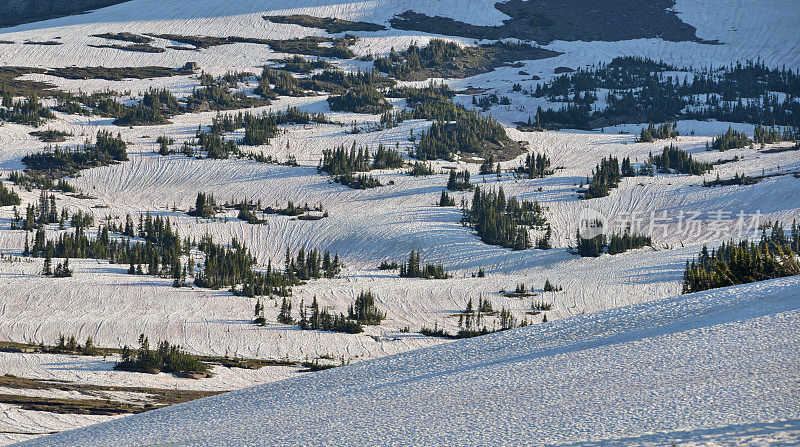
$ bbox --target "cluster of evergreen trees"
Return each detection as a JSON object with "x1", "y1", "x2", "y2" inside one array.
[
  {"x1": 272, "y1": 290, "x2": 384, "y2": 334},
  {"x1": 408, "y1": 161, "x2": 434, "y2": 176},
  {"x1": 414, "y1": 110, "x2": 512, "y2": 161},
  {"x1": 113, "y1": 88, "x2": 179, "y2": 126},
  {"x1": 22, "y1": 130, "x2": 128, "y2": 177},
  {"x1": 319, "y1": 142, "x2": 403, "y2": 183},
  {"x1": 306, "y1": 68, "x2": 395, "y2": 94},
  {"x1": 530, "y1": 57, "x2": 800, "y2": 128},
  {"x1": 438, "y1": 190, "x2": 456, "y2": 207},
  {"x1": 0, "y1": 94, "x2": 55, "y2": 127},
  {"x1": 279, "y1": 55, "x2": 332, "y2": 73},
  {"x1": 374, "y1": 39, "x2": 465, "y2": 80},
  {"x1": 446, "y1": 169, "x2": 472, "y2": 191},
  {"x1": 682, "y1": 222, "x2": 800, "y2": 293},
  {"x1": 9, "y1": 171, "x2": 76, "y2": 193},
  {"x1": 516, "y1": 152, "x2": 552, "y2": 178},
  {"x1": 256, "y1": 67, "x2": 305, "y2": 98},
  {"x1": 753, "y1": 123, "x2": 798, "y2": 145},
  {"x1": 576, "y1": 230, "x2": 652, "y2": 257},
  {"x1": 283, "y1": 245, "x2": 342, "y2": 281},
  {"x1": 463, "y1": 186, "x2": 548, "y2": 250},
  {"x1": 12, "y1": 189, "x2": 61, "y2": 231},
  {"x1": 398, "y1": 250, "x2": 449, "y2": 279},
  {"x1": 479, "y1": 155, "x2": 501, "y2": 175},
  {"x1": 187, "y1": 71, "x2": 268, "y2": 111},
  {"x1": 116, "y1": 334, "x2": 208, "y2": 376},
  {"x1": 710, "y1": 126, "x2": 750, "y2": 151},
  {"x1": 639, "y1": 121, "x2": 678, "y2": 142},
  {"x1": 327, "y1": 84, "x2": 391, "y2": 114},
  {"x1": 0, "y1": 181, "x2": 20, "y2": 206},
  {"x1": 189, "y1": 192, "x2": 217, "y2": 218},
  {"x1": 22, "y1": 211, "x2": 338, "y2": 298},
  {"x1": 583, "y1": 156, "x2": 621, "y2": 199},
  {"x1": 649, "y1": 144, "x2": 712, "y2": 175}
]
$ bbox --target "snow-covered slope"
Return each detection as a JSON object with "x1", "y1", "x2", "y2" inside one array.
[{"x1": 18, "y1": 276, "x2": 800, "y2": 446}]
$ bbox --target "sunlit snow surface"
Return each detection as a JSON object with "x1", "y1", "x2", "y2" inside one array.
[
  {"x1": 16, "y1": 277, "x2": 800, "y2": 446},
  {"x1": 0, "y1": 0, "x2": 798, "y2": 445}
]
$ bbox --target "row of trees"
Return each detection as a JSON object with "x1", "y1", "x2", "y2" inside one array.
[
  {"x1": 320, "y1": 142, "x2": 403, "y2": 176},
  {"x1": 398, "y1": 250, "x2": 449, "y2": 279},
  {"x1": 649, "y1": 144, "x2": 712, "y2": 175},
  {"x1": 270, "y1": 290, "x2": 384, "y2": 334},
  {"x1": 682, "y1": 222, "x2": 800, "y2": 293},
  {"x1": 576, "y1": 230, "x2": 652, "y2": 257},
  {"x1": 639, "y1": 121, "x2": 678, "y2": 142}
]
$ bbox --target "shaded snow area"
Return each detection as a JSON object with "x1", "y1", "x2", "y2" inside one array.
[{"x1": 17, "y1": 277, "x2": 800, "y2": 446}]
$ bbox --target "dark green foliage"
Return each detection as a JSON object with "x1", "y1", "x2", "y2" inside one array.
[
  {"x1": 116, "y1": 335, "x2": 208, "y2": 376},
  {"x1": 299, "y1": 297, "x2": 363, "y2": 334},
  {"x1": 753, "y1": 123, "x2": 798, "y2": 145},
  {"x1": 277, "y1": 297, "x2": 293, "y2": 324},
  {"x1": 30, "y1": 129, "x2": 72, "y2": 142},
  {"x1": 702, "y1": 172, "x2": 761, "y2": 187},
  {"x1": 683, "y1": 223, "x2": 800, "y2": 293},
  {"x1": 408, "y1": 161, "x2": 434, "y2": 176},
  {"x1": 187, "y1": 72, "x2": 270, "y2": 111},
  {"x1": 348, "y1": 290, "x2": 385, "y2": 325},
  {"x1": 52, "y1": 257, "x2": 73, "y2": 277},
  {"x1": 582, "y1": 156, "x2": 621, "y2": 199},
  {"x1": 12, "y1": 189, "x2": 60, "y2": 231},
  {"x1": 190, "y1": 192, "x2": 217, "y2": 218},
  {"x1": 374, "y1": 39, "x2": 558, "y2": 81},
  {"x1": 576, "y1": 230, "x2": 651, "y2": 256},
  {"x1": 639, "y1": 121, "x2": 678, "y2": 142},
  {"x1": 306, "y1": 68, "x2": 395, "y2": 94},
  {"x1": 334, "y1": 172, "x2": 382, "y2": 189},
  {"x1": 284, "y1": 245, "x2": 342, "y2": 281},
  {"x1": 711, "y1": 126, "x2": 750, "y2": 151},
  {"x1": 319, "y1": 141, "x2": 401, "y2": 177},
  {"x1": 0, "y1": 1, "x2": 133, "y2": 28},
  {"x1": 386, "y1": 83, "x2": 454, "y2": 104},
  {"x1": 388, "y1": 1, "x2": 705, "y2": 45},
  {"x1": 0, "y1": 181, "x2": 20, "y2": 206},
  {"x1": 464, "y1": 186, "x2": 547, "y2": 250},
  {"x1": 649, "y1": 144, "x2": 712, "y2": 175},
  {"x1": 479, "y1": 155, "x2": 500, "y2": 175},
  {"x1": 92, "y1": 33, "x2": 152, "y2": 44},
  {"x1": 327, "y1": 85, "x2": 391, "y2": 114},
  {"x1": 378, "y1": 260, "x2": 399, "y2": 270},
  {"x1": 543, "y1": 279, "x2": 561, "y2": 292},
  {"x1": 264, "y1": 14, "x2": 386, "y2": 33},
  {"x1": 0, "y1": 95, "x2": 55, "y2": 127},
  {"x1": 446, "y1": 170, "x2": 472, "y2": 191},
  {"x1": 576, "y1": 231, "x2": 605, "y2": 257},
  {"x1": 255, "y1": 67, "x2": 305, "y2": 98},
  {"x1": 114, "y1": 88, "x2": 179, "y2": 126},
  {"x1": 277, "y1": 55, "x2": 333, "y2": 73},
  {"x1": 371, "y1": 143, "x2": 404, "y2": 169},
  {"x1": 608, "y1": 232, "x2": 652, "y2": 255},
  {"x1": 438, "y1": 190, "x2": 456, "y2": 207},
  {"x1": 532, "y1": 58, "x2": 800, "y2": 129},
  {"x1": 415, "y1": 108, "x2": 518, "y2": 161},
  {"x1": 399, "y1": 250, "x2": 449, "y2": 279},
  {"x1": 22, "y1": 130, "x2": 127, "y2": 178},
  {"x1": 517, "y1": 152, "x2": 552, "y2": 178}
]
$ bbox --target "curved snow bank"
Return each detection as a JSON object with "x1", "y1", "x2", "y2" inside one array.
[{"x1": 19, "y1": 276, "x2": 800, "y2": 446}]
